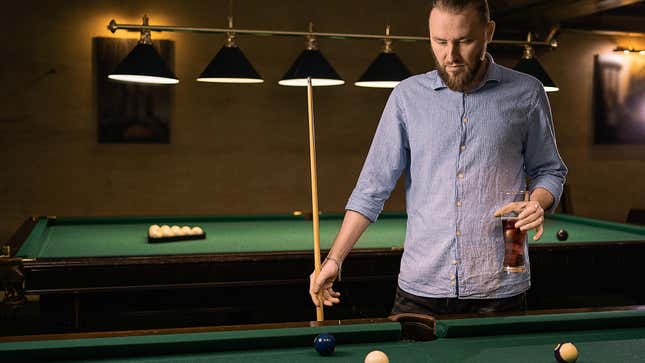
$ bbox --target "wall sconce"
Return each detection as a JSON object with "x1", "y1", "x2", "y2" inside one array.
[{"x1": 614, "y1": 46, "x2": 645, "y2": 55}]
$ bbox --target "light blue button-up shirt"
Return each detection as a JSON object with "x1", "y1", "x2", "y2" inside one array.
[{"x1": 346, "y1": 55, "x2": 567, "y2": 299}]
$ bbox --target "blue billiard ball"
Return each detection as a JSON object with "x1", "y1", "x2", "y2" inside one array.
[{"x1": 313, "y1": 333, "x2": 336, "y2": 356}]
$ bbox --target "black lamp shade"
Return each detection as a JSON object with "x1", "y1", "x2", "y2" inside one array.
[
  {"x1": 355, "y1": 52, "x2": 411, "y2": 88},
  {"x1": 514, "y1": 58, "x2": 558, "y2": 92},
  {"x1": 197, "y1": 45, "x2": 263, "y2": 83},
  {"x1": 279, "y1": 49, "x2": 344, "y2": 86},
  {"x1": 109, "y1": 43, "x2": 179, "y2": 85}
]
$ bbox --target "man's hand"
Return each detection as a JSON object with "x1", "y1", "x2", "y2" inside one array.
[
  {"x1": 309, "y1": 259, "x2": 341, "y2": 307},
  {"x1": 494, "y1": 200, "x2": 545, "y2": 240}
]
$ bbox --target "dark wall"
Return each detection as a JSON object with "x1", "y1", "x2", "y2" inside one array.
[{"x1": 1, "y1": 1, "x2": 644, "y2": 243}]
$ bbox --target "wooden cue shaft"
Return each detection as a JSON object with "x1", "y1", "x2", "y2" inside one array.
[{"x1": 307, "y1": 77, "x2": 324, "y2": 321}]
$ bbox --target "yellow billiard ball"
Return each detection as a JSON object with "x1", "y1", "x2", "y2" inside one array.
[{"x1": 554, "y1": 342, "x2": 579, "y2": 363}]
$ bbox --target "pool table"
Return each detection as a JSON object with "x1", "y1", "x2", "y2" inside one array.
[
  {"x1": 2, "y1": 306, "x2": 645, "y2": 362},
  {"x1": 2, "y1": 213, "x2": 645, "y2": 333}
]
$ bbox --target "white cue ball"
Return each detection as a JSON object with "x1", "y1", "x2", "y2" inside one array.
[
  {"x1": 181, "y1": 226, "x2": 192, "y2": 235},
  {"x1": 365, "y1": 350, "x2": 389, "y2": 363},
  {"x1": 191, "y1": 226, "x2": 203, "y2": 235}
]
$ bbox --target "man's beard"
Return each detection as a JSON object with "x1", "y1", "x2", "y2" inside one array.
[{"x1": 432, "y1": 52, "x2": 484, "y2": 92}]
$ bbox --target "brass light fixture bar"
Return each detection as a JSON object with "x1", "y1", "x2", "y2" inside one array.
[
  {"x1": 107, "y1": 19, "x2": 557, "y2": 48},
  {"x1": 107, "y1": 17, "x2": 559, "y2": 89}
]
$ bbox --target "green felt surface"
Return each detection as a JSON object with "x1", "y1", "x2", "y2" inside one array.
[
  {"x1": 16, "y1": 215, "x2": 403, "y2": 258},
  {"x1": 141, "y1": 327, "x2": 644, "y2": 363},
  {"x1": 0, "y1": 322, "x2": 401, "y2": 357},
  {"x1": 16, "y1": 213, "x2": 645, "y2": 258},
  {"x1": 435, "y1": 309, "x2": 645, "y2": 338},
  {"x1": 3, "y1": 315, "x2": 645, "y2": 362}
]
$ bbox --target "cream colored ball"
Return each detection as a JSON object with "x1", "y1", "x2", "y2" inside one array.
[{"x1": 364, "y1": 350, "x2": 389, "y2": 363}]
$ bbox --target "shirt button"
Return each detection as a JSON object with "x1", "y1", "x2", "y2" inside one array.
[
  {"x1": 452, "y1": 259, "x2": 459, "y2": 265},
  {"x1": 463, "y1": 117, "x2": 469, "y2": 123},
  {"x1": 450, "y1": 275, "x2": 456, "y2": 280},
  {"x1": 456, "y1": 230, "x2": 461, "y2": 237},
  {"x1": 456, "y1": 201, "x2": 462, "y2": 207},
  {"x1": 457, "y1": 173, "x2": 464, "y2": 179},
  {"x1": 460, "y1": 145, "x2": 466, "y2": 151},
  {"x1": 450, "y1": 281, "x2": 456, "y2": 286}
]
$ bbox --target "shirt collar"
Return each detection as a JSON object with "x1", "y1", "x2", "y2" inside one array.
[{"x1": 427, "y1": 53, "x2": 501, "y2": 92}]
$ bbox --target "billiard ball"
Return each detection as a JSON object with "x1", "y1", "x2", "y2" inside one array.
[
  {"x1": 191, "y1": 226, "x2": 203, "y2": 235},
  {"x1": 556, "y1": 229, "x2": 569, "y2": 241},
  {"x1": 365, "y1": 350, "x2": 389, "y2": 363},
  {"x1": 554, "y1": 342, "x2": 579, "y2": 363},
  {"x1": 181, "y1": 226, "x2": 192, "y2": 235},
  {"x1": 148, "y1": 226, "x2": 160, "y2": 237},
  {"x1": 313, "y1": 333, "x2": 335, "y2": 356}
]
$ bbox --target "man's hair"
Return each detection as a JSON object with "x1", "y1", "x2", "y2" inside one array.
[{"x1": 430, "y1": 0, "x2": 490, "y2": 23}]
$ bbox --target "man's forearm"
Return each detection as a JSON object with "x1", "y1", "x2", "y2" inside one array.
[
  {"x1": 326, "y1": 210, "x2": 371, "y2": 262},
  {"x1": 530, "y1": 187, "x2": 555, "y2": 211}
]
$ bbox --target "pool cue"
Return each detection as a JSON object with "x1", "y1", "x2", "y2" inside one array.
[{"x1": 307, "y1": 77, "x2": 324, "y2": 321}]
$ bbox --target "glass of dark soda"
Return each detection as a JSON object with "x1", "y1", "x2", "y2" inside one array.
[{"x1": 500, "y1": 191, "x2": 529, "y2": 273}]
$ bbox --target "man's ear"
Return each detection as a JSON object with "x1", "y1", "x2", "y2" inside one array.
[{"x1": 486, "y1": 20, "x2": 496, "y2": 43}]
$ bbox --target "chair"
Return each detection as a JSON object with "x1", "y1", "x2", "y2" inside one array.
[{"x1": 626, "y1": 209, "x2": 645, "y2": 225}]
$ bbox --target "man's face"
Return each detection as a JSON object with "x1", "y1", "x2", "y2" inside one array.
[{"x1": 428, "y1": 5, "x2": 495, "y2": 91}]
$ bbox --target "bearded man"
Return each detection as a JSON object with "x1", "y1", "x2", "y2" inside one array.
[{"x1": 309, "y1": 0, "x2": 567, "y2": 315}]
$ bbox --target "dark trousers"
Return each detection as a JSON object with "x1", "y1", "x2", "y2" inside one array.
[{"x1": 391, "y1": 286, "x2": 527, "y2": 316}]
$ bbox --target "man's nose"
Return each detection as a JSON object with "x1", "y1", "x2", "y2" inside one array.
[{"x1": 446, "y1": 43, "x2": 460, "y2": 63}]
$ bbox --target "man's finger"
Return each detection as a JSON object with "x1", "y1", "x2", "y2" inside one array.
[
  {"x1": 309, "y1": 289, "x2": 320, "y2": 307},
  {"x1": 533, "y1": 225, "x2": 544, "y2": 240},
  {"x1": 309, "y1": 272, "x2": 323, "y2": 306},
  {"x1": 515, "y1": 213, "x2": 540, "y2": 229},
  {"x1": 519, "y1": 216, "x2": 543, "y2": 231},
  {"x1": 310, "y1": 272, "x2": 319, "y2": 294},
  {"x1": 494, "y1": 202, "x2": 525, "y2": 217},
  {"x1": 517, "y1": 202, "x2": 542, "y2": 220},
  {"x1": 323, "y1": 290, "x2": 340, "y2": 305},
  {"x1": 493, "y1": 205, "x2": 511, "y2": 217}
]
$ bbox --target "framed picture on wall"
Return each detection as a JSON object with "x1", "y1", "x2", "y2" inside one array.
[
  {"x1": 93, "y1": 37, "x2": 174, "y2": 143},
  {"x1": 593, "y1": 53, "x2": 645, "y2": 144}
]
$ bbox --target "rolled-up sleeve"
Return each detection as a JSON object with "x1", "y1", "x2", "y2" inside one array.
[
  {"x1": 345, "y1": 88, "x2": 410, "y2": 222},
  {"x1": 524, "y1": 87, "x2": 568, "y2": 213}
]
